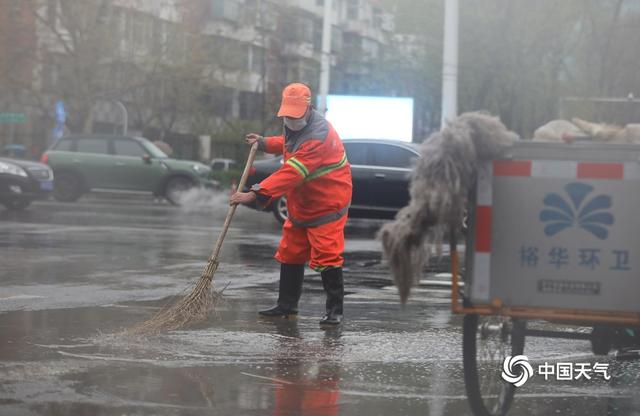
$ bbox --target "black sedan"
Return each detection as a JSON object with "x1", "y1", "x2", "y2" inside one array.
[
  {"x1": 245, "y1": 139, "x2": 419, "y2": 223},
  {"x1": 0, "y1": 157, "x2": 54, "y2": 210}
]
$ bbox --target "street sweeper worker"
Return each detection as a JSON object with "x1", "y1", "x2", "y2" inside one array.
[{"x1": 230, "y1": 82, "x2": 352, "y2": 326}]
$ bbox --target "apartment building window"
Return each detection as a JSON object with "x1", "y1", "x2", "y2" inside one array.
[
  {"x1": 331, "y1": 26, "x2": 342, "y2": 53},
  {"x1": 346, "y1": 0, "x2": 359, "y2": 20},
  {"x1": 313, "y1": 20, "x2": 322, "y2": 51},
  {"x1": 258, "y1": 8, "x2": 278, "y2": 29},
  {"x1": 209, "y1": 37, "x2": 249, "y2": 71},
  {"x1": 362, "y1": 38, "x2": 379, "y2": 60},
  {"x1": 372, "y1": 8, "x2": 382, "y2": 28},
  {"x1": 314, "y1": 23, "x2": 342, "y2": 53},
  {"x1": 239, "y1": 91, "x2": 262, "y2": 120},
  {"x1": 316, "y1": 0, "x2": 339, "y2": 9},
  {"x1": 300, "y1": 17, "x2": 314, "y2": 43},
  {"x1": 282, "y1": 14, "x2": 313, "y2": 44},
  {"x1": 210, "y1": 0, "x2": 240, "y2": 22},
  {"x1": 210, "y1": 86, "x2": 235, "y2": 118},
  {"x1": 244, "y1": 0, "x2": 277, "y2": 28},
  {"x1": 249, "y1": 46, "x2": 265, "y2": 73},
  {"x1": 343, "y1": 32, "x2": 361, "y2": 55}
]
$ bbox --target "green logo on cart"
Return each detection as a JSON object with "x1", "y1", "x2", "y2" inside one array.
[{"x1": 539, "y1": 182, "x2": 614, "y2": 240}]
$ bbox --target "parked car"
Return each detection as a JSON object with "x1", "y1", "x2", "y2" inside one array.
[
  {"x1": 210, "y1": 158, "x2": 237, "y2": 172},
  {"x1": 2, "y1": 143, "x2": 27, "y2": 158},
  {"x1": 245, "y1": 139, "x2": 420, "y2": 223},
  {"x1": 0, "y1": 157, "x2": 54, "y2": 210},
  {"x1": 41, "y1": 135, "x2": 217, "y2": 205}
]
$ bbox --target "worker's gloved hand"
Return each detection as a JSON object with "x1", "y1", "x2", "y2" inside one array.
[
  {"x1": 245, "y1": 133, "x2": 263, "y2": 146},
  {"x1": 230, "y1": 191, "x2": 257, "y2": 206}
]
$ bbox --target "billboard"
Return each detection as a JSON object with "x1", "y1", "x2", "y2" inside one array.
[{"x1": 324, "y1": 95, "x2": 414, "y2": 142}]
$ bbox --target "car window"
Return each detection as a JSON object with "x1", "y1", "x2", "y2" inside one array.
[
  {"x1": 211, "y1": 161, "x2": 226, "y2": 170},
  {"x1": 53, "y1": 138, "x2": 74, "y2": 151},
  {"x1": 114, "y1": 139, "x2": 145, "y2": 157},
  {"x1": 138, "y1": 138, "x2": 168, "y2": 158},
  {"x1": 343, "y1": 142, "x2": 368, "y2": 165},
  {"x1": 76, "y1": 138, "x2": 109, "y2": 155},
  {"x1": 371, "y1": 144, "x2": 416, "y2": 168}
]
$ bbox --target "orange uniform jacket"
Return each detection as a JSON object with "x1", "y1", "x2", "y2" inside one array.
[{"x1": 251, "y1": 110, "x2": 352, "y2": 227}]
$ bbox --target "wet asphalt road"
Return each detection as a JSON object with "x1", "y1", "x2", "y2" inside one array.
[{"x1": 1, "y1": 192, "x2": 639, "y2": 416}]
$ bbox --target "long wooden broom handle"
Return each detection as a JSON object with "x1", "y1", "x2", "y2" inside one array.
[{"x1": 208, "y1": 142, "x2": 259, "y2": 263}]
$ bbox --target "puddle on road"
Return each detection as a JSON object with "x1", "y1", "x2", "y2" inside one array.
[
  {"x1": 2, "y1": 292, "x2": 640, "y2": 416},
  {"x1": 0, "y1": 287, "x2": 470, "y2": 415},
  {"x1": 3, "y1": 200, "x2": 640, "y2": 415}
]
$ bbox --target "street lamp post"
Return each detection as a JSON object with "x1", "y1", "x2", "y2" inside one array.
[
  {"x1": 440, "y1": 0, "x2": 459, "y2": 129},
  {"x1": 318, "y1": 0, "x2": 332, "y2": 114}
]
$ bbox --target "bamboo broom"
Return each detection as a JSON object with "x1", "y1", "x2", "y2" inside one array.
[{"x1": 127, "y1": 142, "x2": 259, "y2": 335}]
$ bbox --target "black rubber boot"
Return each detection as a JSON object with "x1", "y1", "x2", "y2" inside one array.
[
  {"x1": 319, "y1": 267, "x2": 344, "y2": 326},
  {"x1": 259, "y1": 263, "x2": 304, "y2": 319}
]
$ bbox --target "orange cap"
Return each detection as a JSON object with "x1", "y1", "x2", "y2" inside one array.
[{"x1": 277, "y1": 83, "x2": 311, "y2": 118}]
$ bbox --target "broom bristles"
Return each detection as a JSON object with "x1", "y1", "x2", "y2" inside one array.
[
  {"x1": 124, "y1": 263, "x2": 222, "y2": 336},
  {"x1": 125, "y1": 143, "x2": 259, "y2": 336}
]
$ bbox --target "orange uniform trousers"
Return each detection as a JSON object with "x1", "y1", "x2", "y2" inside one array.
[{"x1": 274, "y1": 215, "x2": 347, "y2": 271}]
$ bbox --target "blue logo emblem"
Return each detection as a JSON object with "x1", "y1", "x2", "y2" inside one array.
[{"x1": 540, "y1": 182, "x2": 614, "y2": 240}]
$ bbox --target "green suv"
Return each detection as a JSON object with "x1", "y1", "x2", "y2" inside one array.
[{"x1": 42, "y1": 135, "x2": 217, "y2": 204}]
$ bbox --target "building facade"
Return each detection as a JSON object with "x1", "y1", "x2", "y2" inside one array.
[{"x1": 1, "y1": 0, "x2": 411, "y2": 159}]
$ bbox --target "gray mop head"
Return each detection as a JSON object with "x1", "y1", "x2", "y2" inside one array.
[{"x1": 379, "y1": 112, "x2": 519, "y2": 303}]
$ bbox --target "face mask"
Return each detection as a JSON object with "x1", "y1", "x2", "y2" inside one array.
[{"x1": 284, "y1": 117, "x2": 307, "y2": 131}]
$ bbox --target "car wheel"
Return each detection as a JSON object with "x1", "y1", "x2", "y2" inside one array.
[
  {"x1": 273, "y1": 196, "x2": 288, "y2": 224},
  {"x1": 165, "y1": 176, "x2": 195, "y2": 205},
  {"x1": 53, "y1": 172, "x2": 82, "y2": 202},
  {"x1": 2, "y1": 200, "x2": 31, "y2": 210}
]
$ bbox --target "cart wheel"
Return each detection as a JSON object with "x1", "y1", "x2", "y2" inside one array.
[{"x1": 463, "y1": 314, "x2": 526, "y2": 416}]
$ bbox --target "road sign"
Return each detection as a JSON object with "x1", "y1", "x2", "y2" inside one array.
[
  {"x1": 55, "y1": 101, "x2": 66, "y2": 124},
  {"x1": 0, "y1": 112, "x2": 27, "y2": 124}
]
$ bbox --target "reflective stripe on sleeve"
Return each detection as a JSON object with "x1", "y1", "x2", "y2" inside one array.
[
  {"x1": 286, "y1": 157, "x2": 309, "y2": 178},
  {"x1": 304, "y1": 153, "x2": 348, "y2": 182}
]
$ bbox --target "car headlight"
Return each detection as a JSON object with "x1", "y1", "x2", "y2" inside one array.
[
  {"x1": 0, "y1": 161, "x2": 28, "y2": 177},
  {"x1": 192, "y1": 164, "x2": 212, "y2": 176}
]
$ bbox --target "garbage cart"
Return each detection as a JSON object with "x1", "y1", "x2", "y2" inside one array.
[{"x1": 451, "y1": 141, "x2": 640, "y2": 416}]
